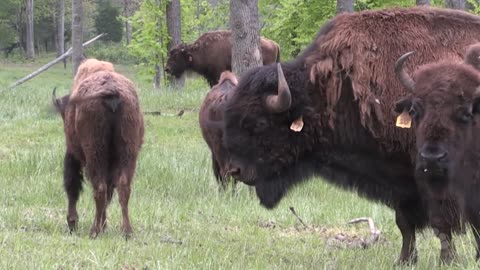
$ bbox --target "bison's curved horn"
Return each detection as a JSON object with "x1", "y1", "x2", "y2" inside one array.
[
  {"x1": 265, "y1": 63, "x2": 291, "y2": 113},
  {"x1": 395, "y1": 51, "x2": 416, "y2": 93},
  {"x1": 52, "y1": 87, "x2": 58, "y2": 106}
]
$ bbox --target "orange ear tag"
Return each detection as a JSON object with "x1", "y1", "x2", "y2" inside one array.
[
  {"x1": 396, "y1": 110, "x2": 412, "y2": 129},
  {"x1": 290, "y1": 116, "x2": 304, "y2": 132}
]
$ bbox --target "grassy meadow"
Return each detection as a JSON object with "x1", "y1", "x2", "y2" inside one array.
[{"x1": 0, "y1": 58, "x2": 479, "y2": 269}]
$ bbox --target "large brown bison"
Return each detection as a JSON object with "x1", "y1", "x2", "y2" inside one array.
[
  {"x1": 217, "y1": 7, "x2": 480, "y2": 263},
  {"x1": 53, "y1": 59, "x2": 144, "y2": 238},
  {"x1": 199, "y1": 71, "x2": 239, "y2": 189},
  {"x1": 394, "y1": 44, "x2": 480, "y2": 261},
  {"x1": 165, "y1": 30, "x2": 280, "y2": 86}
]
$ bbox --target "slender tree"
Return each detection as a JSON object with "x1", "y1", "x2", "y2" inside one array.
[
  {"x1": 230, "y1": 0, "x2": 262, "y2": 78},
  {"x1": 445, "y1": 0, "x2": 465, "y2": 9},
  {"x1": 416, "y1": 0, "x2": 430, "y2": 5},
  {"x1": 72, "y1": 0, "x2": 84, "y2": 76},
  {"x1": 26, "y1": 0, "x2": 35, "y2": 59},
  {"x1": 55, "y1": 0, "x2": 66, "y2": 68},
  {"x1": 336, "y1": 0, "x2": 353, "y2": 14},
  {"x1": 166, "y1": 0, "x2": 184, "y2": 88}
]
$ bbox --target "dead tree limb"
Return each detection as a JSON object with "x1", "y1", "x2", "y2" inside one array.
[
  {"x1": 347, "y1": 217, "x2": 381, "y2": 248},
  {"x1": 289, "y1": 206, "x2": 308, "y2": 229},
  {"x1": 8, "y1": 33, "x2": 105, "y2": 90}
]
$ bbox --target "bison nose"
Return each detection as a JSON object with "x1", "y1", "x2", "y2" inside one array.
[{"x1": 420, "y1": 148, "x2": 448, "y2": 162}]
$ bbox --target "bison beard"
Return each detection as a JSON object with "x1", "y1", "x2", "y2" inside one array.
[
  {"x1": 222, "y1": 6, "x2": 480, "y2": 264},
  {"x1": 54, "y1": 59, "x2": 144, "y2": 239}
]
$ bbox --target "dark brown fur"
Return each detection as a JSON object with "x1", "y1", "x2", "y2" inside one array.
[
  {"x1": 199, "y1": 71, "x2": 239, "y2": 189},
  {"x1": 221, "y1": 7, "x2": 480, "y2": 264},
  {"x1": 165, "y1": 30, "x2": 280, "y2": 86},
  {"x1": 394, "y1": 46, "x2": 480, "y2": 262},
  {"x1": 54, "y1": 59, "x2": 144, "y2": 238}
]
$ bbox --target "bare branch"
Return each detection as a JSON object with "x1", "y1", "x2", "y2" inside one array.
[
  {"x1": 347, "y1": 217, "x2": 381, "y2": 248},
  {"x1": 8, "y1": 33, "x2": 105, "y2": 90},
  {"x1": 289, "y1": 206, "x2": 308, "y2": 229}
]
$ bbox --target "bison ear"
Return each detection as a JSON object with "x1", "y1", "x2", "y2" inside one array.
[{"x1": 394, "y1": 97, "x2": 412, "y2": 114}]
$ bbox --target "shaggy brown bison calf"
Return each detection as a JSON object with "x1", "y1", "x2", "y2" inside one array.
[
  {"x1": 53, "y1": 59, "x2": 144, "y2": 238},
  {"x1": 199, "y1": 71, "x2": 240, "y2": 190},
  {"x1": 394, "y1": 44, "x2": 480, "y2": 262}
]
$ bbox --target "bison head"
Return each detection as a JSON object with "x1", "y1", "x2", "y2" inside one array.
[
  {"x1": 52, "y1": 87, "x2": 70, "y2": 120},
  {"x1": 165, "y1": 43, "x2": 192, "y2": 78},
  {"x1": 394, "y1": 49, "x2": 480, "y2": 181},
  {"x1": 222, "y1": 63, "x2": 311, "y2": 208}
]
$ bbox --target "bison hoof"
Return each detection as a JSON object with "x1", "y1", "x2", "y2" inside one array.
[
  {"x1": 440, "y1": 249, "x2": 456, "y2": 264},
  {"x1": 122, "y1": 225, "x2": 133, "y2": 240},
  {"x1": 67, "y1": 219, "x2": 77, "y2": 233},
  {"x1": 395, "y1": 250, "x2": 418, "y2": 265},
  {"x1": 89, "y1": 226, "x2": 101, "y2": 239}
]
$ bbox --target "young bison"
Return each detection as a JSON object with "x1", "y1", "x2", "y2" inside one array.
[
  {"x1": 53, "y1": 59, "x2": 144, "y2": 238},
  {"x1": 394, "y1": 44, "x2": 480, "y2": 261}
]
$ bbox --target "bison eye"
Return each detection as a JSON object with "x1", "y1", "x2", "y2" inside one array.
[
  {"x1": 456, "y1": 109, "x2": 473, "y2": 124},
  {"x1": 254, "y1": 118, "x2": 269, "y2": 133}
]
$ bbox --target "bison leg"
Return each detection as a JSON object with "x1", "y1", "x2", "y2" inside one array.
[
  {"x1": 63, "y1": 153, "x2": 83, "y2": 232},
  {"x1": 85, "y1": 162, "x2": 108, "y2": 239},
  {"x1": 100, "y1": 181, "x2": 116, "y2": 232},
  {"x1": 116, "y1": 166, "x2": 135, "y2": 239},
  {"x1": 395, "y1": 208, "x2": 418, "y2": 264}
]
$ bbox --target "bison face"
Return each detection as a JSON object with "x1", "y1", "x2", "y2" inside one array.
[
  {"x1": 394, "y1": 51, "x2": 480, "y2": 182},
  {"x1": 165, "y1": 44, "x2": 192, "y2": 78},
  {"x1": 223, "y1": 63, "x2": 309, "y2": 208}
]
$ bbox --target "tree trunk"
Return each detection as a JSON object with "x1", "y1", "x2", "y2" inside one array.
[
  {"x1": 336, "y1": 0, "x2": 353, "y2": 14},
  {"x1": 230, "y1": 0, "x2": 262, "y2": 78},
  {"x1": 55, "y1": 0, "x2": 66, "y2": 68},
  {"x1": 416, "y1": 0, "x2": 430, "y2": 5},
  {"x1": 72, "y1": 0, "x2": 84, "y2": 76},
  {"x1": 445, "y1": 0, "x2": 465, "y2": 9},
  {"x1": 166, "y1": 0, "x2": 185, "y2": 89},
  {"x1": 123, "y1": 0, "x2": 132, "y2": 45},
  {"x1": 26, "y1": 0, "x2": 35, "y2": 59}
]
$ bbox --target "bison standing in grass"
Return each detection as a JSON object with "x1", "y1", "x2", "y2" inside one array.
[
  {"x1": 394, "y1": 44, "x2": 480, "y2": 262},
  {"x1": 216, "y1": 7, "x2": 480, "y2": 264},
  {"x1": 53, "y1": 59, "x2": 144, "y2": 238},
  {"x1": 165, "y1": 30, "x2": 280, "y2": 87}
]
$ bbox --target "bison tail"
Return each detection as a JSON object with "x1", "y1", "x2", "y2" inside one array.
[{"x1": 69, "y1": 92, "x2": 122, "y2": 112}]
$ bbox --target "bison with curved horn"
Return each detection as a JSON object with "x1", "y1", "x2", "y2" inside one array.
[
  {"x1": 394, "y1": 43, "x2": 480, "y2": 262},
  {"x1": 220, "y1": 6, "x2": 480, "y2": 264}
]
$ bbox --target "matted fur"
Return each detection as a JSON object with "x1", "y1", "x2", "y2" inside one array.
[
  {"x1": 304, "y1": 6, "x2": 480, "y2": 151},
  {"x1": 59, "y1": 58, "x2": 144, "y2": 238}
]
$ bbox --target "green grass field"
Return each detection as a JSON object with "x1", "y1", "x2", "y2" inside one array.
[{"x1": 0, "y1": 59, "x2": 479, "y2": 269}]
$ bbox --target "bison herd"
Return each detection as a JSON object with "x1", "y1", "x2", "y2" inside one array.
[{"x1": 48, "y1": 5, "x2": 480, "y2": 265}]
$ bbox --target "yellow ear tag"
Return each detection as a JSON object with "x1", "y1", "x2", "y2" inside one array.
[
  {"x1": 290, "y1": 116, "x2": 304, "y2": 132},
  {"x1": 396, "y1": 110, "x2": 412, "y2": 129}
]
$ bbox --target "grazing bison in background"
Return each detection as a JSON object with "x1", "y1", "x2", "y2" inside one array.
[
  {"x1": 53, "y1": 59, "x2": 144, "y2": 238},
  {"x1": 394, "y1": 44, "x2": 480, "y2": 261},
  {"x1": 165, "y1": 30, "x2": 280, "y2": 87},
  {"x1": 199, "y1": 71, "x2": 239, "y2": 189},
  {"x1": 218, "y1": 7, "x2": 480, "y2": 263}
]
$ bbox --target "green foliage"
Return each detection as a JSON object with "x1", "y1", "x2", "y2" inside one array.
[
  {"x1": 128, "y1": 0, "x2": 168, "y2": 82},
  {"x1": 85, "y1": 41, "x2": 137, "y2": 64},
  {"x1": 95, "y1": 0, "x2": 123, "y2": 42}
]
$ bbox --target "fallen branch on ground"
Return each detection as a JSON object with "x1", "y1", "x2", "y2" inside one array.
[
  {"x1": 347, "y1": 217, "x2": 381, "y2": 248},
  {"x1": 8, "y1": 33, "x2": 105, "y2": 90},
  {"x1": 289, "y1": 206, "x2": 309, "y2": 229}
]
